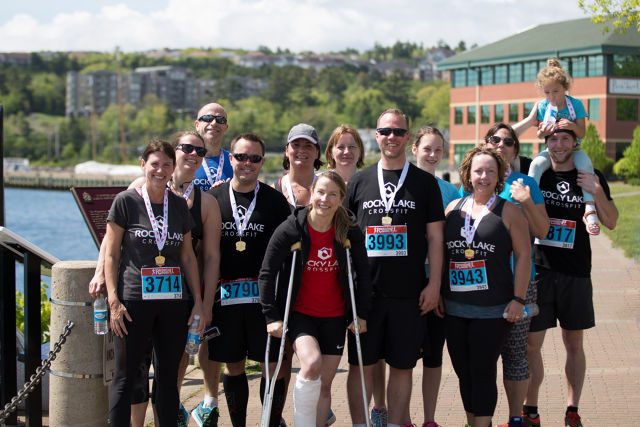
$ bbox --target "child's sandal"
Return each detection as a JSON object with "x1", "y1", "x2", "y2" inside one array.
[{"x1": 583, "y1": 212, "x2": 600, "y2": 236}]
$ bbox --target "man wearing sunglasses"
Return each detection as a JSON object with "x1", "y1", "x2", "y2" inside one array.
[
  {"x1": 193, "y1": 103, "x2": 234, "y2": 193},
  {"x1": 207, "y1": 133, "x2": 291, "y2": 427},
  {"x1": 346, "y1": 108, "x2": 445, "y2": 427}
]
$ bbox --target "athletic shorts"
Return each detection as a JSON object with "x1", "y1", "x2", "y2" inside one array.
[
  {"x1": 287, "y1": 311, "x2": 347, "y2": 356},
  {"x1": 500, "y1": 278, "x2": 537, "y2": 381},
  {"x1": 208, "y1": 302, "x2": 279, "y2": 363},
  {"x1": 348, "y1": 296, "x2": 424, "y2": 369},
  {"x1": 421, "y1": 311, "x2": 445, "y2": 368},
  {"x1": 529, "y1": 267, "x2": 595, "y2": 332}
]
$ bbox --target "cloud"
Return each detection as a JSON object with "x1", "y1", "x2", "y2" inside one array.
[{"x1": 0, "y1": 0, "x2": 587, "y2": 53}]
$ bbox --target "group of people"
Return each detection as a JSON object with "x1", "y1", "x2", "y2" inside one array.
[{"x1": 89, "y1": 57, "x2": 618, "y2": 427}]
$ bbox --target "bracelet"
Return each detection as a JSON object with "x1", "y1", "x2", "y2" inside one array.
[{"x1": 512, "y1": 296, "x2": 526, "y2": 305}]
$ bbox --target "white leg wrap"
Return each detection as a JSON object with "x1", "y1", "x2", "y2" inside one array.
[{"x1": 293, "y1": 375, "x2": 321, "y2": 426}]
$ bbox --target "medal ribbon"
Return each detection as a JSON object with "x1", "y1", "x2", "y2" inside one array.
[
  {"x1": 229, "y1": 182, "x2": 260, "y2": 239},
  {"x1": 283, "y1": 174, "x2": 315, "y2": 207},
  {"x1": 202, "y1": 152, "x2": 225, "y2": 187},
  {"x1": 463, "y1": 193, "x2": 497, "y2": 248},
  {"x1": 377, "y1": 160, "x2": 409, "y2": 215},
  {"x1": 141, "y1": 186, "x2": 169, "y2": 253},
  {"x1": 169, "y1": 180, "x2": 194, "y2": 200}
]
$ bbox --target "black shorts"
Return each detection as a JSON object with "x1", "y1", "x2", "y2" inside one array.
[
  {"x1": 348, "y1": 297, "x2": 424, "y2": 369},
  {"x1": 421, "y1": 311, "x2": 446, "y2": 368},
  {"x1": 529, "y1": 267, "x2": 595, "y2": 332},
  {"x1": 208, "y1": 302, "x2": 279, "y2": 363},
  {"x1": 287, "y1": 311, "x2": 347, "y2": 356}
]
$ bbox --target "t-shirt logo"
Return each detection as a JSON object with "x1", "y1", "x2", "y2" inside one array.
[
  {"x1": 154, "y1": 215, "x2": 165, "y2": 229},
  {"x1": 236, "y1": 205, "x2": 248, "y2": 221},
  {"x1": 556, "y1": 181, "x2": 571, "y2": 194},
  {"x1": 384, "y1": 182, "x2": 396, "y2": 199},
  {"x1": 317, "y1": 247, "x2": 332, "y2": 260}
]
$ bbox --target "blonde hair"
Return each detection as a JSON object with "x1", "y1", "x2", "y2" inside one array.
[
  {"x1": 536, "y1": 58, "x2": 571, "y2": 91},
  {"x1": 310, "y1": 170, "x2": 354, "y2": 245},
  {"x1": 325, "y1": 125, "x2": 365, "y2": 169}
]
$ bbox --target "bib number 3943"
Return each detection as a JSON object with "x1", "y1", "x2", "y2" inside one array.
[
  {"x1": 141, "y1": 267, "x2": 182, "y2": 300},
  {"x1": 534, "y1": 218, "x2": 576, "y2": 249},
  {"x1": 449, "y1": 260, "x2": 488, "y2": 292},
  {"x1": 365, "y1": 225, "x2": 407, "y2": 257}
]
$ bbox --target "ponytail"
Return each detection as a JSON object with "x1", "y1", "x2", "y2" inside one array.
[{"x1": 333, "y1": 205, "x2": 354, "y2": 246}]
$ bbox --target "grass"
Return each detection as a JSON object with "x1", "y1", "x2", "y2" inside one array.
[{"x1": 601, "y1": 181, "x2": 640, "y2": 261}]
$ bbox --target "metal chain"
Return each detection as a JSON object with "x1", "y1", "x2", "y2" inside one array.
[{"x1": 0, "y1": 321, "x2": 75, "y2": 422}]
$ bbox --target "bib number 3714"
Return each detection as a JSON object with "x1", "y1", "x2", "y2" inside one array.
[{"x1": 141, "y1": 267, "x2": 182, "y2": 300}]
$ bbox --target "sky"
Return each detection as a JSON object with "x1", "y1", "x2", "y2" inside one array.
[{"x1": 1, "y1": 0, "x2": 590, "y2": 54}]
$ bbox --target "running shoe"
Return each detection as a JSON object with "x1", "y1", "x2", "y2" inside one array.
[
  {"x1": 423, "y1": 422, "x2": 441, "y2": 427},
  {"x1": 565, "y1": 411, "x2": 583, "y2": 427},
  {"x1": 521, "y1": 412, "x2": 541, "y2": 427},
  {"x1": 327, "y1": 409, "x2": 336, "y2": 426},
  {"x1": 191, "y1": 402, "x2": 219, "y2": 427},
  {"x1": 371, "y1": 407, "x2": 388, "y2": 427},
  {"x1": 496, "y1": 416, "x2": 525, "y2": 427},
  {"x1": 177, "y1": 404, "x2": 189, "y2": 427}
]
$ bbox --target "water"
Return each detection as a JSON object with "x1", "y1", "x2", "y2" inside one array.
[{"x1": 5, "y1": 187, "x2": 99, "y2": 294}]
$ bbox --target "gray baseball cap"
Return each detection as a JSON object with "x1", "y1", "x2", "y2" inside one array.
[{"x1": 287, "y1": 123, "x2": 319, "y2": 146}]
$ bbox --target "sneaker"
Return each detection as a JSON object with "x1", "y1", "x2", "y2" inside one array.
[
  {"x1": 370, "y1": 407, "x2": 388, "y2": 427},
  {"x1": 327, "y1": 409, "x2": 336, "y2": 426},
  {"x1": 191, "y1": 402, "x2": 219, "y2": 427},
  {"x1": 423, "y1": 422, "x2": 441, "y2": 427},
  {"x1": 496, "y1": 416, "x2": 525, "y2": 427},
  {"x1": 177, "y1": 404, "x2": 189, "y2": 427},
  {"x1": 521, "y1": 412, "x2": 541, "y2": 427},
  {"x1": 565, "y1": 411, "x2": 583, "y2": 427}
]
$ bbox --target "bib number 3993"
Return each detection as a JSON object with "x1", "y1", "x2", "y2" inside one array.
[
  {"x1": 365, "y1": 225, "x2": 407, "y2": 257},
  {"x1": 141, "y1": 267, "x2": 182, "y2": 300}
]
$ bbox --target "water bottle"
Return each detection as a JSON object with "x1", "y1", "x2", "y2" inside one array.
[
  {"x1": 93, "y1": 296, "x2": 108, "y2": 335},
  {"x1": 503, "y1": 303, "x2": 539, "y2": 320},
  {"x1": 185, "y1": 314, "x2": 201, "y2": 355}
]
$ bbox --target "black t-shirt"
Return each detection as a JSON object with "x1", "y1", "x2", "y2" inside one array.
[
  {"x1": 210, "y1": 181, "x2": 291, "y2": 281},
  {"x1": 347, "y1": 162, "x2": 445, "y2": 298},
  {"x1": 107, "y1": 188, "x2": 195, "y2": 301},
  {"x1": 534, "y1": 168, "x2": 612, "y2": 278}
]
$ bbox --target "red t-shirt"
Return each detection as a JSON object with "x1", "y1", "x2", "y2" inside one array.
[{"x1": 294, "y1": 223, "x2": 346, "y2": 317}]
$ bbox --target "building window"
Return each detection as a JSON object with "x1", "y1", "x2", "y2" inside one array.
[
  {"x1": 465, "y1": 68, "x2": 477, "y2": 86},
  {"x1": 509, "y1": 103, "x2": 519, "y2": 122},
  {"x1": 519, "y1": 143, "x2": 534, "y2": 158},
  {"x1": 454, "y1": 144, "x2": 475, "y2": 165},
  {"x1": 468, "y1": 106, "x2": 476, "y2": 124},
  {"x1": 616, "y1": 98, "x2": 639, "y2": 121},
  {"x1": 495, "y1": 104, "x2": 505, "y2": 122},
  {"x1": 453, "y1": 69, "x2": 467, "y2": 88},
  {"x1": 455, "y1": 107, "x2": 463, "y2": 125},
  {"x1": 588, "y1": 55, "x2": 604, "y2": 76},
  {"x1": 509, "y1": 63, "x2": 522, "y2": 83},
  {"x1": 495, "y1": 65, "x2": 508, "y2": 84},
  {"x1": 523, "y1": 62, "x2": 538, "y2": 81},
  {"x1": 481, "y1": 105, "x2": 491, "y2": 123},
  {"x1": 613, "y1": 54, "x2": 640, "y2": 77},
  {"x1": 480, "y1": 66, "x2": 493, "y2": 86},
  {"x1": 588, "y1": 99, "x2": 600, "y2": 121},
  {"x1": 571, "y1": 57, "x2": 587, "y2": 78},
  {"x1": 523, "y1": 102, "x2": 535, "y2": 119}
]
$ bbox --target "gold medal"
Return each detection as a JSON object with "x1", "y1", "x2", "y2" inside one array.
[
  {"x1": 381, "y1": 215, "x2": 392, "y2": 225},
  {"x1": 155, "y1": 253, "x2": 166, "y2": 266},
  {"x1": 464, "y1": 248, "x2": 475, "y2": 259},
  {"x1": 236, "y1": 240, "x2": 246, "y2": 252}
]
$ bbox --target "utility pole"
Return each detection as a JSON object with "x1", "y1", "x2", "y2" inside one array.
[{"x1": 116, "y1": 46, "x2": 127, "y2": 164}]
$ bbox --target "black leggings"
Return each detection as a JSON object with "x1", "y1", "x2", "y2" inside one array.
[
  {"x1": 109, "y1": 300, "x2": 189, "y2": 426},
  {"x1": 444, "y1": 315, "x2": 511, "y2": 417}
]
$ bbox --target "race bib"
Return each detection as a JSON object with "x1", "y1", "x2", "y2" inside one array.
[
  {"x1": 365, "y1": 225, "x2": 407, "y2": 257},
  {"x1": 141, "y1": 267, "x2": 182, "y2": 300},
  {"x1": 449, "y1": 260, "x2": 488, "y2": 292},
  {"x1": 534, "y1": 218, "x2": 576, "y2": 249},
  {"x1": 220, "y1": 277, "x2": 260, "y2": 306}
]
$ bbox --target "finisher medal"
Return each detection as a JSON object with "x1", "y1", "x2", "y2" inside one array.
[
  {"x1": 155, "y1": 252, "x2": 166, "y2": 266},
  {"x1": 464, "y1": 247, "x2": 475, "y2": 260},
  {"x1": 382, "y1": 215, "x2": 392, "y2": 225},
  {"x1": 236, "y1": 240, "x2": 246, "y2": 252}
]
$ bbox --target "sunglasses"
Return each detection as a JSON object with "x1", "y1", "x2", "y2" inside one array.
[
  {"x1": 232, "y1": 153, "x2": 263, "y2": 163},
  {"x1": 486, "y1": 136, "x2": 515, "y2": 147},
  {"x1": 177, "y1": 143, "x2": 206, "y2": 157},
  {"x1": 377, "y1": 127, "x2": 408, "y2": 137},
  {"x1": 197, "y1": 114, "x2": 227, "y2": 125}
]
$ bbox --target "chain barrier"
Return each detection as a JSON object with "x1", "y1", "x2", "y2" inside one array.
[{"x1": 0, "y1": 320, "x2": 75, "y2": 423}]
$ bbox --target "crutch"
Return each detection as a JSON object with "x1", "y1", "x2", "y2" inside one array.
[
  {"x1": 260, "y1": 241, "x2": 302, "y2": 427},
  {"x1": 345, "y1": 239, "x2": 371, "y2": 427}
]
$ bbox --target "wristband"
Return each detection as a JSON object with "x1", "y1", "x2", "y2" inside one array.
[{"x1": 512, "y1": 296, "x2": 526, "y2": 305}]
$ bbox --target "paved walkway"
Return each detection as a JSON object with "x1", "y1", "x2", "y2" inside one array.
[{"x1": 161, "y1": 233, "x2": 640, "y2": 426}]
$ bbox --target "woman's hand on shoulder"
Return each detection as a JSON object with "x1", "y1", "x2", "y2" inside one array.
[{"x1": 509, "y1": 179, "x2": 532, "y2": 205}]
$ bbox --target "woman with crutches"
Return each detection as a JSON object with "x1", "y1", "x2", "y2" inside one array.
[{"x1": 259, "y1": 171, "x2": 372, "y2": 426}]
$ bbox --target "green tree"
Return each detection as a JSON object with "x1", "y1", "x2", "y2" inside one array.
[
  {"x1": 613, "y1": 125, "x2": 640, "y2": 180},
  {"x1": 581, "y1": 123, "x2": 614, "y2": 174},
  {"x1": 578, "y1": 0, "x2": 640, "y2": 33}
]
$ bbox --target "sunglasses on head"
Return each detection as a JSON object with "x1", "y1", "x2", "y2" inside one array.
[
  {"x1": 486, "y1": 135, "x2": 515, "y2": 147},
  {"x1": 176, "y1": 143, "x2": 206, "y2": 157},
  {"x1": 232, "y1": 153, "x2": 263, "y2": 163},
  {"x1": 197, "y1": 114, "x2": 227, "y2": 125},
  {"x1": 377, "y1": 127, "x2": 408, "y2": 137}
]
